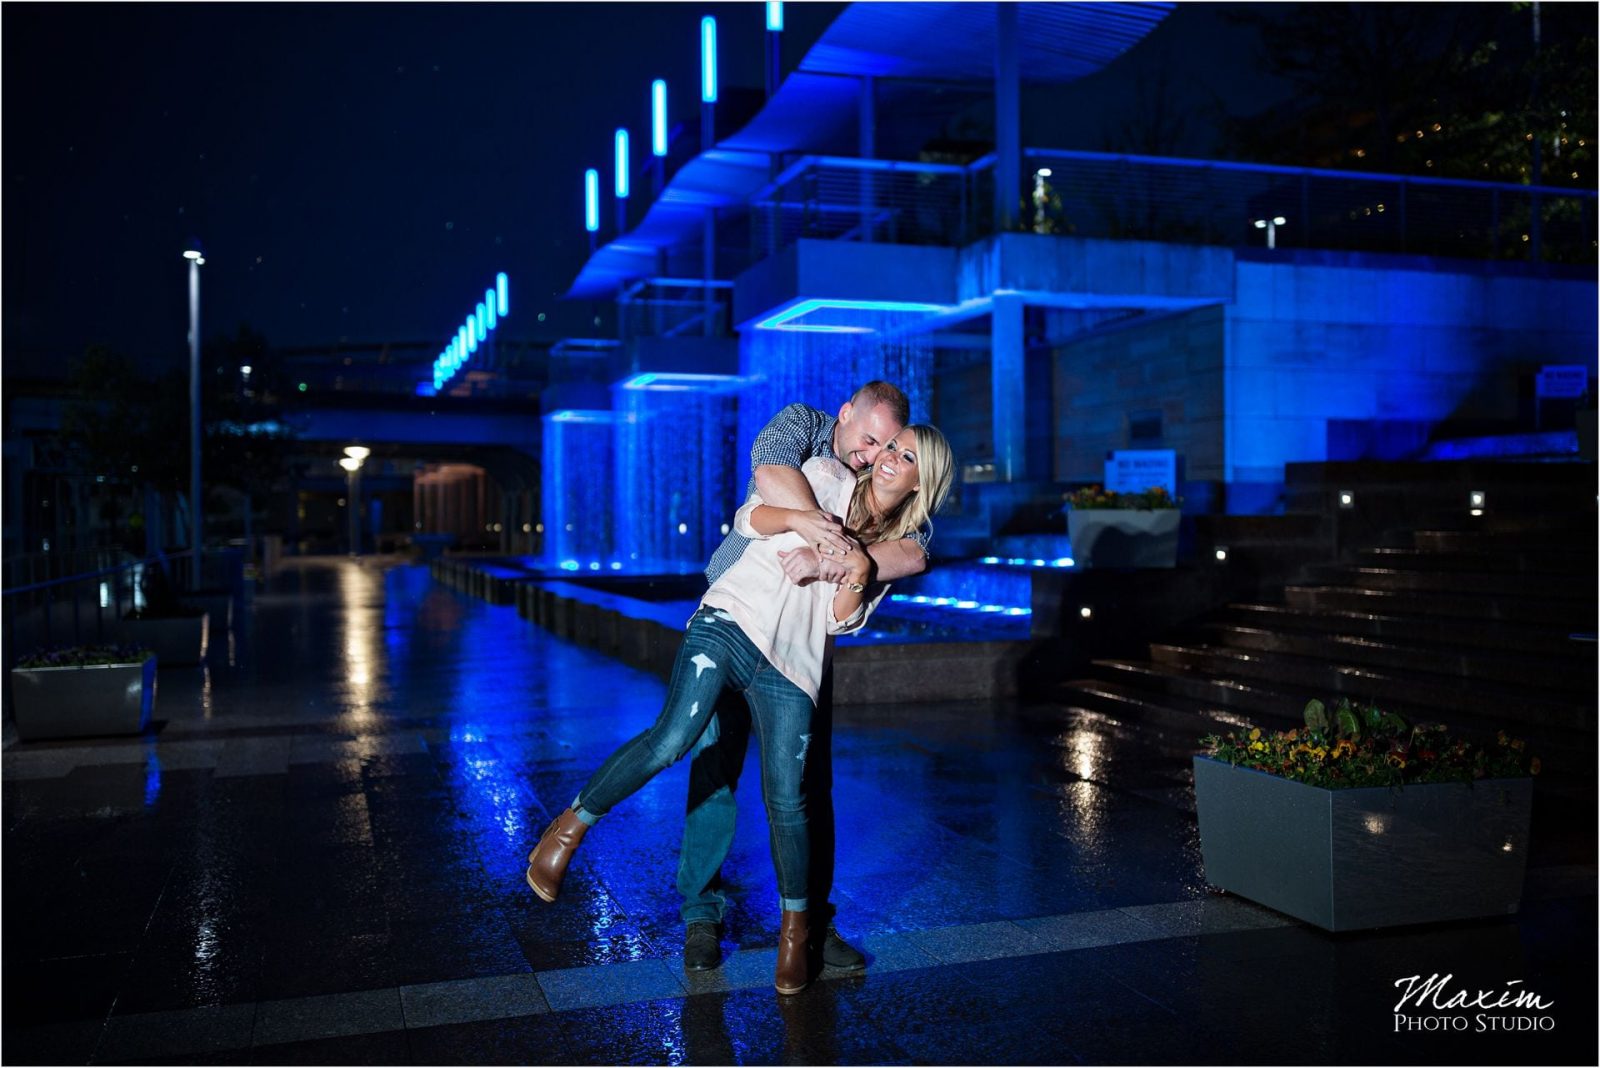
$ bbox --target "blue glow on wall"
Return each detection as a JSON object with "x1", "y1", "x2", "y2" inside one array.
[
  {"x1": 651, "y1": 80, "x2": 668, "y2": 156},
  {"x1": 701, "y1": 17, "x2": 717, "y2": 103},
  {"x1": 584, "y1": 169, "x2": 600, "y2": 232},
  {"x1": 615, "y1": 128, "x2": 630, "y2": 198},
  {"x1": 543, "y1": 411, "x2": 615, "y2": 569},
  {"x1": 496, "y1": 272, "x2": 509, "y2": 316}
]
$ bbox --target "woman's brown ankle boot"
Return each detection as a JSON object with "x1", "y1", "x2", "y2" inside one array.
[
  {"x1": 774, "y1": 909, "x2": 810, "y2": 995},
  {"x1": 525, "y1": 808, "x2": 588, "y2": 903}
]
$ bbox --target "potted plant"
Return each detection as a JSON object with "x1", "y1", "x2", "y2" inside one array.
[
  {"x1": 1194, "y1": 699, "x2": 1538, "y2": 932},
  {"x1": 11, "y1": 644, "x2": 157, "y2": 740},
  {"x1": 1064, "y1": 484, "x2": 1181, "y2": 568},
  {"x1": 117, "y1": 559, "x2": 208, "y2": 666}
]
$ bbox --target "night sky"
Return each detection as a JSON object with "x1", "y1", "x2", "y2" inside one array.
[{"x1": 2, "y1": 2, "x2": 1280, "y2": 380}]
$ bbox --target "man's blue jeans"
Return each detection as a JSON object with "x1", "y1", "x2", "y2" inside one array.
[
  {"x1": 677, "y1": 662, "x2": 836, "y2": 927},
  {"x1": 575, "y1": 606, "x2": 814, "y2": 911}
]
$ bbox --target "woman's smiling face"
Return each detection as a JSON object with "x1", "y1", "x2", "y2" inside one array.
[{"x1": 871, "y1": 428, "x2": 920, "y2": 498}]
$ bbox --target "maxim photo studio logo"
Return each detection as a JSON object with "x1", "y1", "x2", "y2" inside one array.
[{"x1": 1393, "y1": 973, "x2": 1555, "y2": 1033}]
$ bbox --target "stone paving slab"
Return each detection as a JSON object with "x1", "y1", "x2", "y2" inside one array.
[{"x1": 3, "y1": 560, "x2": 1594, "y2": 1066}]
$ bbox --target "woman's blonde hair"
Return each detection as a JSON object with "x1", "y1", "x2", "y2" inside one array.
[{"x1": 846, "y1": 423, "x2": 955, "y2": 547}]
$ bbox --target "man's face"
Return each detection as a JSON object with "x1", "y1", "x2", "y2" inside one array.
[{"x1": 833, "y1": 401, "x2": 904, "y2": 471}]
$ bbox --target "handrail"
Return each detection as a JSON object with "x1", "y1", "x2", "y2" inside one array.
[
  {"x1": 1023, "y1": 146, "x2": 1598, "y2": 199},
  {"x1": 3, "y1": 559, "x2": 146, "y2": 597}
]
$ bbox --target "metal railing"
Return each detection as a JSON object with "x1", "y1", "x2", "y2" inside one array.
[
  {"x1": 1024, "y1": 148, "x2": 1597, "y2": 264},
  {"x1": 1, "y1": 548, "x2": 245, "y2": 666},
  {"x1": 746, "y1": 148, "x2": 1597, "y2": 265},
  {"x1": 751, "y1": 155, "x2": 978, "y2": 259}
]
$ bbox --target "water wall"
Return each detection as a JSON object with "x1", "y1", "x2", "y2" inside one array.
[
  {"x1": 736, "y1": 312, "x2": 935, "y2": 490},
  {"x1": 612, "y1": 383, "x2": 740, "y2": 574},
  {"x1": 541, "y1": 412, "x2": 615, "y2": 570}
]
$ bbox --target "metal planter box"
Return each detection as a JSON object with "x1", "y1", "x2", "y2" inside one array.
[
  {"x1": 10, "y1": 658, "x2": 157, "y2": 740},
  {"x1": 1067, "y1": 509, "x2": 1180, "y2": 568},
  {"x1": 116, "y1": 613, "x2": 209, "y2": 666},
  {"x1": 1193, "y1": 755, "x2": 1532, "y2": 932}
]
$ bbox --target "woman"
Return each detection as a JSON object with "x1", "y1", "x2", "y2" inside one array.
[{"x1": 525, "y1": 425, "x2": 954, "y2": 994}]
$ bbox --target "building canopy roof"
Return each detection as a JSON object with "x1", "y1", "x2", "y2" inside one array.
[{"x1": 566, "y1": 2, "x2": 1173, "y2": 300}]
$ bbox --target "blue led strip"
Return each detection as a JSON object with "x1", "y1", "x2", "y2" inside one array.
[{"x1": 431, "y1": 274, "x2": 510, "y2": 392}]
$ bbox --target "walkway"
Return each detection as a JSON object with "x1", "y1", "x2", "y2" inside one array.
[{"x1": 3, "y1": 558, "x2": 1593, "y2": 1064}]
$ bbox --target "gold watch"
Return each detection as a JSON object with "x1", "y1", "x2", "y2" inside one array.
[{"x1": 845, "y1": 581, "x2": 866, "y2": 593}]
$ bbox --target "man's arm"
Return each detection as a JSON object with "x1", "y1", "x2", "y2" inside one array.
[
  {"x1": 781, "y1": 529, "x2": 928, "y2": 585},
  {"x1": 865, "y1": 536, "x2": 927, "y2": 582},
  {"x1": 754, "y1": 464, "x2": 855, "y2": 557}
]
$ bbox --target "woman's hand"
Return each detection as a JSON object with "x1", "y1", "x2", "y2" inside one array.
[{"x1": 785, "y1": 509, "x2": 855, "y2": 558}]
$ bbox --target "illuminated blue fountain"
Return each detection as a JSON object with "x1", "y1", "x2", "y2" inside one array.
[
  {"x1": 612, "y1": 374, "x2": 741, "y2": 573},
  {"x1": 737, "y1": 307, "x2": 934, "y2": 487},
  {"x1": 541, "y1": 410, "x2": 616, "y2": 572}
]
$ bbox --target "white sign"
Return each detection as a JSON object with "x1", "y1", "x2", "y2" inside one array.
[
  {"x1": 1105, "y1": 450, "x2": 1177, "y2": 496},
  {"x1": 1535, "y1": 365, "x2": 1590, "y2": 399}
]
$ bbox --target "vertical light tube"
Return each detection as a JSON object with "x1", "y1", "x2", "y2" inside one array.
[
  {"x1": 584, "y1": 168, "x2": 600, "y2": 232},
  {"x1": 651, "y1": 80, "x2": 668, "y2": 156},
  {"x1": 615, "y1": 129, "x2": 630, "y2": 198},
  {"x1": 766, "y1": 1, "x2": 783, "y2": 31},
  {"x1": 701, "y1": 17, "x2": 717, "y2": 103},
  {"x1": 475, "y1": 302, "x2": 487, "y2": 338},
  {"x1": 484, "y1": 289, "x2": 497, "y2": 329},
  {"x1": 496, "y1": 272, "x2": 508, "y2": 316}
]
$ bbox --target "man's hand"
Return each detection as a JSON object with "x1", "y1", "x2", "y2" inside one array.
[
  {"x1": 785, "y1": 509, "x2": 855, "y2": 557},
  {"x1": 776, "y1": 546, "x2": 854, "y2": 585}
]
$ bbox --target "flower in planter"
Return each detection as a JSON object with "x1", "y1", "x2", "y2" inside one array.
[
  {"x1": 16, "y1": 644, "x2": 153, "y2": 669},
  {"x1": 1065, "y1": 484, "x2": 1179, "y2": 511},
  {"x1": 1201, "y1": 697, "x2": 1538, "y2": 789}
]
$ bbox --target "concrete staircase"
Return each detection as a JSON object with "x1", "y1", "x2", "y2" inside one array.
[{"x1": 1059, "y1": 495, "x2": 1597, "y2": 778}]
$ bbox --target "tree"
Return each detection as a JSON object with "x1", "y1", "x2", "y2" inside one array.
[{"x1": 1220, "y1": 3, "x2": 1594, "y2": 188}]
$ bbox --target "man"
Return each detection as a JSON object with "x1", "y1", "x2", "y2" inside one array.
[{"x1": 680, "y1": 381, "x2": 930, "y2": 971}]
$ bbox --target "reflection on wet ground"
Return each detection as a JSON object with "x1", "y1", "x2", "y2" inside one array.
[{"x1": 3, "y1": 558, "x2": 1594, "y2": 1064}]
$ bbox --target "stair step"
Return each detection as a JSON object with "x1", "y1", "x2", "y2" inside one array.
[
  {"x1": 1222, "y1": 603, "x2": 1587, "y2": 657},
  {"x1": 1284, "y1": 584, "x2": 1592, "y2": 626},
  {"x1": 1053, "y1": 678, "x2": 1262, "y2": 734},
  {"x1": 1356, "y1": 547, "x2": 1598, "y2": 576},
  {"x1": 1414, "y1": 527, "x2": 1596, "y2": 553},
  {"x1": 1146, "y1": 642, "x2": 1592, "y2": 732},
  {"x1": 1084, "y1": 659, "x2": 1594, "y2": 775},
  {"x1": 1307, "y1": 565, "x2": 1589, "y2": 599},
  {"x1": 1188, "y1": 622, "x2": 1595, "y2": 695}
]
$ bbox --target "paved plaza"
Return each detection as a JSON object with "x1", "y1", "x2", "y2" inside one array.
[{"x1": 3, "y1": 559, "x2": 1594, "y2": 1065}]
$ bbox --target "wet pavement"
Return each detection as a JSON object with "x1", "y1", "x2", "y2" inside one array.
[{"x1": 3, "y1": 558, "x2": 1594, "y2": 1065}]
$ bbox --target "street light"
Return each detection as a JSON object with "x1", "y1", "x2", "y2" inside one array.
[
  {"x1": 341, "y1": 448, "x2": 369, "y2": 556},
  {"x1": 183, "y1": 243, "x2": 205, "y2": 587},
  {"x1": 1253, "y1": 215, "x2": 1287, "y2": 249}
]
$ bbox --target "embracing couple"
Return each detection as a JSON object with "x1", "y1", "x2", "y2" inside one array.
[{"x1": 524, "y1": 380, "x2": 953, "y2": 994}]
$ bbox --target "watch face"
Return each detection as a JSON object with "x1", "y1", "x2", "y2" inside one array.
[{"x1": 847, "y1": 582, "x2": 866, "y2": 592}]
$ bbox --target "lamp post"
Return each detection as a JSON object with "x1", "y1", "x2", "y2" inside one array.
[
  {"x1": 341, "y1": 446, "x2": 370, "y2": 557},
  {"x1": 1253, "y1": 216, "x2": 1287, "y2": 249},
  {"x1": 183, "y1": 245, "x2": 205, "y2": 587}
]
